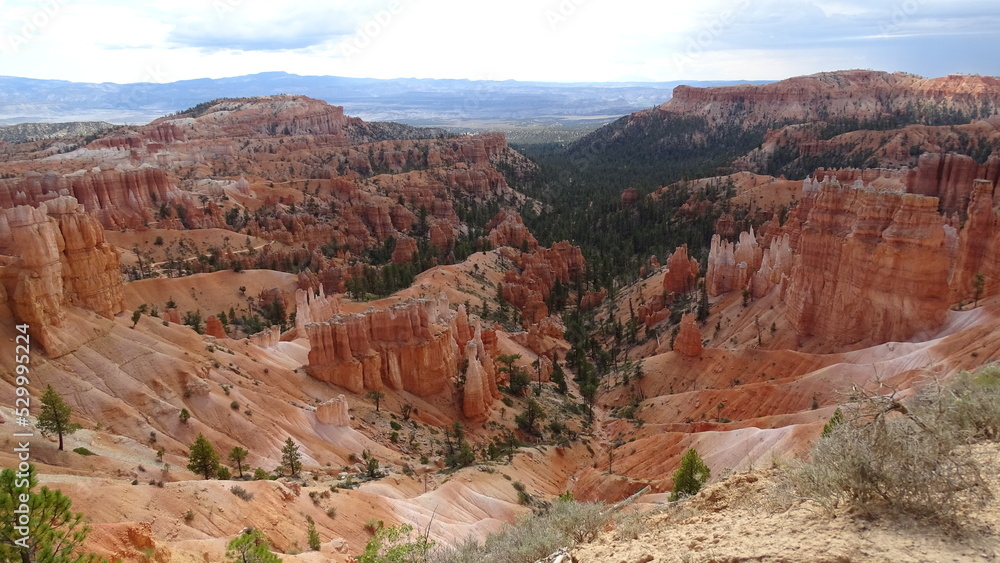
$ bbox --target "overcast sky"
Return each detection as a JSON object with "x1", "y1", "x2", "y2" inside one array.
[{"x1": 0, "y1": 0, "x2": 997, "y2": 84}]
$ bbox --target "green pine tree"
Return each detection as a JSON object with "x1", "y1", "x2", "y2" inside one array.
[
  {"x1": 281, "y1": 438, "x2": 301, "y2": 476},
  {"x1": 37, "y1": 385, "x2": 82, "y2": 451},
  {"x1": 224, "y1": 528, "x2": 282, "y2": 563},
  {"x1": 0, "y1": 465, "x2": 107, "y2": 563},
  {"x1": 669, "y1": 448, "x2": 711, "y2": 501},
  {"x1": 187, "y1": 434, "x2": 220, "y2": 479},
  {"x1": 228, "y1": 446, "x2": 249, "y2": 478}
]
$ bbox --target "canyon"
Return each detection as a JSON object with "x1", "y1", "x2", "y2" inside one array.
[{"x1": 1, "y1": 71, "x2": 999, "y2": 562}]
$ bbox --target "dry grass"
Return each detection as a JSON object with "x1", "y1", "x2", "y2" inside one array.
[
  {"x1": 794, "y1": 364, "x2": 1000, "y2": 519},
  {"x1": 434, "y1": 500, "x2": 610, "y2": 563}
]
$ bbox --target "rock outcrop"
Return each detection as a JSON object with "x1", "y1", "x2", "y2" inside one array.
[
  {"x1": 662, "y1": 245, "x2": 699, "y2": 294},
  {"x1": 785, "y1": 184, "x2": 951, "y2": 345},
  {"x1": 462, "y1": 324, "x2": 500, "y2": 421},
  {"x1": 708, "y1": 172, "x2": 971, "y2": 346},
  {"x1": 305, "y1": 293, "x2": 461, "y2": 396},
  {"x1": 317, "y1": 395, "x2": 351, "y2": 427},
  {"x1": 673, "y1": 314, "x2": 703, "y2": 357},
  {"x1": 294, "y1": 285, "x2": 340, "y2": 331},
  {"x1": 664, "y1": 71, "x2": 1000, "y2": 128},
  {"x1": 0, "y1": 168, "x2": 186, "y2": 230},
  {"x1": 499, "y1": 242, "x2": 586, "y2": 325},
  {"x1": 486, "y1": 210, "x2": 539, "y2": 251},
  {"x1": 204, "y1": 314, "x2": 227, "y2": 338},
  {"x1": 905, "y1": 152, "x2": 1000, "y2": 215},
  {"x1": 0, "y1": 197, "x2": 125, "y2": 355},
  {"x1": 705, "y1": 230, "x2": 763, "y2": 297}
]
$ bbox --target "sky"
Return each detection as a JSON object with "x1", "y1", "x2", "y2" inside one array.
[{"x1": 0, "y1": 0, "x2": 997, "y2": 84}]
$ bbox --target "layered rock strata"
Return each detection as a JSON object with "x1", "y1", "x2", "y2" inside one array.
[{"x1": 0, "y1": 197, "x2": 124, "y2": 355}]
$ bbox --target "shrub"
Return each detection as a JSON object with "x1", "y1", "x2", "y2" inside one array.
[
  {"x1": 358, "y1": 523, "x2": 434, "y2": 563},
  {"x1": 252, "y1": 467, "x2": 271, "y2": 481},
  {"x1": 669, "y1": 448, "x2": 710, "y2": 501},
  {"x1": 230, "y1": 485, "x2": 254, "y2": 501},
  {"x1": 794, "y1": 366, "x2": 1000, "y2": 518},
  {"x1": 512, "y1": 481, "x2": 532, "y2": 506},
  {"x1": 230, "y1": 400, "x2": 240, "y2": 410},
  {"x1": 326, "y1": 507, "x2": 337, "y2": 519},
  {"x1": 183, "y1": 509, "x2": 195, "y2": 522},
  {"x1": 433, "y1": 500, "x2": 609, "y2": 563},
  {"x1": 363, "y1": 518, "x2": 384, "y2": 535},
  {"x1": 390, "y1": 421, "x2": 402, "y2": 431},
  {"x1": 307, "y1": 516, "x2": 321, "y2": 551},
  {"x1": 72, "y1": 447, "x2": 95, "y2": 456},
  {"x1": 216, "y1": 466, "x2": 231, "y2": 480}
]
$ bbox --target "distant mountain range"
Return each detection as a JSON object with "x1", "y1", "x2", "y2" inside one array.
[{"x1": 0, "y1": 71, "x2": 770, "y2": 128}]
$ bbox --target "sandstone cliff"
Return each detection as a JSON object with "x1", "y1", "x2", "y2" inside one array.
[
  {"x1": 663, "y1": 71, "x2": 1000, "y2": 128},
  {"x1": 305, "y1": 293, "x2": 460, "y2": 396},
  {"x1": 705, "y1": 165, "x2": 1000, "y2": 347},
  {"x1": 0, "y1": 197, "x2": 125, "y2": 355}
]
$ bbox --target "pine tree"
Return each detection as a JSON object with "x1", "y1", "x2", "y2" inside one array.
[
  {"x1": 0, "y1": 465, "x2": 106, "y2": 562},
  {"x1": 306, "y1": 516, "x2": 320, "y2": 551},
  {"x1": 365, "y1": 390, "x2": 385, "y2": 413},
  {"x1": 228, "y1": 446, "x2": 249, "y2": 478},
  {"x1": 37, "y1": 385, "x2": 82, "y2": 451},
  {"x1": 224, "y1": 529, "x2": 281, "y2": 563},
  {"x1": 281, "y1": 438, "x2": 301, "y2": 476},
  {"x1": 669, "y1": 448, "x2": 711, "y2": 501},
  {"x1": 187, "y1": 434, "x2": 220, "y2": 479}
]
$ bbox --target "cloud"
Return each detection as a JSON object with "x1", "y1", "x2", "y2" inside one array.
[{"x1": 163, "y1": 1, "x2": 364, "y2": 51}]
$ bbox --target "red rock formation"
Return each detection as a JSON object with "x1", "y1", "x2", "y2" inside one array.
[
  {"x1": 0, "y1": 168, "x2": 183, "y2": 230},
  {"x1": 0, "y1": 197, "x2": 124, "y2": 356},
  {"x1": 579, "y1": 289, "x2": 606, "y2": 312},
  {"x1": 620, "y1": 188, "x2": 639, "y2": 207},
  {"x1": 905, "y1": 152, "x2": 1000, "y2": 215},
  {"x1": 294, "y1": 284, "x2": 340, "y2": 331},
  {"x1": 462, "y1": 323, "x2": 499, "y2": 421},
  {"x1": 662, "y1": 245, "x2": 699, "y2": 294},
  {"x1": 486, "y1": 210, "x2": 539, "y2": 251},
  {"x1": 205, "y1": 315, "x2": 227, "y2": 338},
  {"x1": 949, "y1": 179, "x2": 1000, "y2": 302},
  {"x1": 674, "y1": 314, "x2": 703, "y2": 357},
  {"x1": 317, "y1": 395, "x2": 351, "y2": 427},
  {"x1": 391, "y1": 236, "x2": 418, "y2": 263},
  {"x1": 305, "y1": 293, "x2": 460, "y2": 396},
  {"x1": 664, "y1": 71, "x2": 1000, "y2": 128},
  {"x1": 248, "y1": 325, "x2": 281, "y2": 348},
  {"x1": 705, "y1": 229, "x2": 762, "y2": 297},
  {"x1": 499, "y1": 241, "x2": 586, "y2": 325},
  {"x1": 785, "y1": 183, "x2": 951, "y2": 345}
]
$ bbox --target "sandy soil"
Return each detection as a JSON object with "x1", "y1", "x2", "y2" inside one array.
[{"x1": 573, "y1": 443, "x2": 1000, "y2": 562}]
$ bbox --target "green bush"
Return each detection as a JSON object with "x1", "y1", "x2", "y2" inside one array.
[
  {"x1": 358, "y1": 523, "x2": 433, "y2": 563},
  {"x1": 72, "y1": 447, "x2": 96, "y2": 456},
  {"x1": 669, "y1": 448, "x2": 710, "y2": 501}
]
